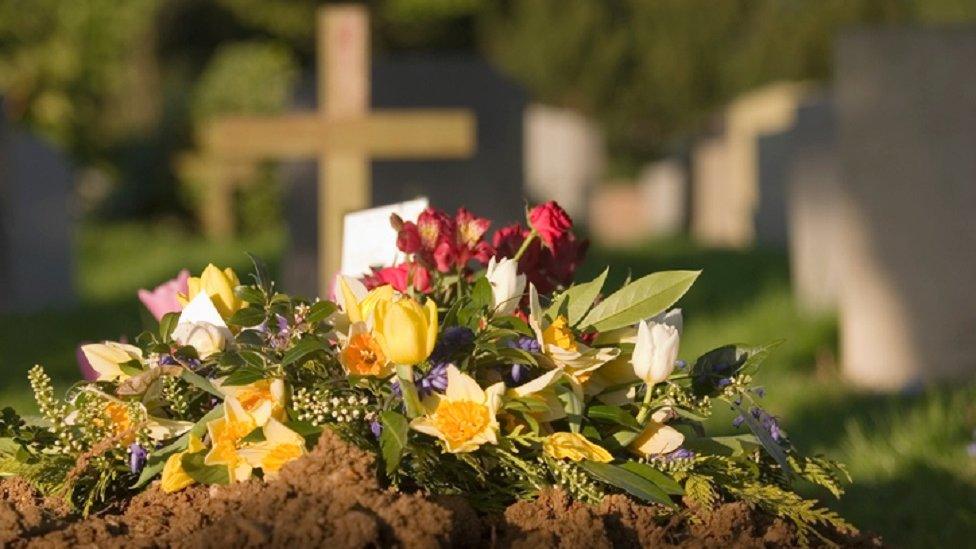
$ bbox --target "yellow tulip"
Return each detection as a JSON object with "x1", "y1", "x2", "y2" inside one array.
[
  {"x1": 373, "y1": 295, "x2": 438, "y2": 365},
  {"x1": 543, "y1": 432, "x2": 613, "y2": 463},
  {"x1": 179, "y1": 264, "x2": 245, "y2": 320},
  {"x1": 160, "y1": 434, "x2": 205, "y2": 493}
]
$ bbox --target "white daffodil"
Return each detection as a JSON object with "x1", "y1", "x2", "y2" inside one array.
[
  {"x1": 485, "y1": 256, "x2": 526, "y2": 316},
  {"x1": 237, "y1": 417, "x2": 307, "y2": 479},
  {"x1": 410, "y1": 365, "x2": 505, "y2": 453},
  {"x1": 80, "y1": 341, "x2": 143, "y2": 382},
  {"x1": 212, "y1": 377, "x2": 287, "y2": 426}
]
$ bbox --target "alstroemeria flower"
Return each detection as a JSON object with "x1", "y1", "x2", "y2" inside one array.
[
  {"x1": 410, "y1": 365, "x2": 505, "y2": 453},
  {"x1": 629, "y1": 408, "x2": 685, "y2": 457},
  {"x1": 213, "y1": 378, "x2": 287, "y2": 426},
  {"x1": 138, "y1": 269, "x2": 190, "y2": 321},
  {"x1": 543, "y1": 432, "x2": 613, "y2": 463}
]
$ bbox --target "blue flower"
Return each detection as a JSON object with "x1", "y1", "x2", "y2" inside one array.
[
  {"x1": 418, "y1": 362, "x2": 449, "y2": 396},
  {"x1": 370, "y1": 420, "x2": 383, "y2": 439},
  {"x1": 429, "y1": 327, "x2": 475, "y2": 364},
  {"x1": 667, "y1": 448, "x2": 696, "y2": 461},
  {"x1": 508, "y1": 336, "x2": 541, "y2": 354},
  {"x1": 509, "y1": 364, "x2": 529, "y2": 385},
  {"x1": 129, "y1": 443, "x2": 148, "y2": 474}
]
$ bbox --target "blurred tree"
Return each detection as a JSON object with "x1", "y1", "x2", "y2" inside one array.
[{"x1": 481, "y1": 0, "x2": 914, "y2": 172}]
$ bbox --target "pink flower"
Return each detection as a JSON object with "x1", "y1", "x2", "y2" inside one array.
[
  {"x1": 396, "y1": 221, "x2": 423, "y2": 254},
  {"x1": 138, "y1": 269, "x2": 190, "y2": 320},
  {"x1": 528, "y1": 201, "x2": 573, "y2": 248},
  {"x1": 363, "y1": 263, "x2": 432, "y2": 294}
]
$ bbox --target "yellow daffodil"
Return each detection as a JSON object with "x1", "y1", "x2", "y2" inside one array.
[
  {"x1": 543, "y1": 432, "x2": 613, "y2": 463},
  {"x1": 507, "y1": 368, "x2": 567, "y2": 422},
  {"x1": 213, "y1": 378, "x2": 286, "y2": 426},
  {"x1": 629, "y1": 408, "x2": 685, "y2": 457},
  {"x1": 204, "y1": 397, "x2": 258, "y2": 483},
  {"x1": 527, "y1": 284, "x2": 619, "y2": 385},
  {"x1": 340, "y1": 322, "x2": 392, "y2": 377},
  {"x1": 80, "y1": 341, "x2": 143, "y2": 382},
  {"x1": 411, "y1": 365, "x2": 504, "y2": 453},
  {"x1": 238, "y1": 418, "x2": 306, "y2": 478},
  {"x1": 161, "y1": 434, "x2": 205, "y2": 493},
  {"x1": 373, "y1": 294, "x2": 438, "y2": 365},
  {"x1": 179, "y1": 264, "x2": 245, "y2": 320}
]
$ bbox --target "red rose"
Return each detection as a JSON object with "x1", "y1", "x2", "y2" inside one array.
[
  {"x1": 492, "y1": 223, "x2": 528, "y2": 258},
  {"x1": 396, "y1": 221, "x2": 422, "y2": 254},
  {"x1": 528, "y1": 201, "x2": 573, "y2": 248}
]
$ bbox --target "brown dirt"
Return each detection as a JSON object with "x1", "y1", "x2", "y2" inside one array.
[{"x1": 0, "y1": 430, "x2": 880, "y2": 548}]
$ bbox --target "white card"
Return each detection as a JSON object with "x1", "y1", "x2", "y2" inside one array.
[{"x1": 340, "y1": 197, "x2": 429, "y2": 277}]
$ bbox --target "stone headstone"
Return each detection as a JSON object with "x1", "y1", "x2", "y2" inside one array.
[
  {"x1": 691, "y1": 82, "x2": 810, "y2": 247},
  {"x1": 524, "y1": 103, "x2": 605, "y2": 221},
  {"x1": 836, "y1": 28, "x2": 976, "y2": 388},
  {"x1": 588, "y1": 182, "x2": 649, "y2": 247},
  {"x1": 691, "y1": 136, "x2": 733, "y2": 244},
  {"x1": 784, "y1": 97, "x2": 842, "y2": 313},
  {"x1": 284, "y1": 56, "x2": 526, "y2": 297},
  {"x1": 637, "y1": 159, "x2": 687, "y2": 236},
  {"x1": 0, "y1": 112, "x2": 75, "y2": 313}
]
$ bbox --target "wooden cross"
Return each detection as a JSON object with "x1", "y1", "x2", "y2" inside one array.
[{"x1": 201, "y1": 4, "x2": 476, "y2": 296}]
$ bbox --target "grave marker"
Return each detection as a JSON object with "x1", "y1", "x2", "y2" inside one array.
[{"x1": 201, "y1": 5, "x2": 475, "y2": 297}]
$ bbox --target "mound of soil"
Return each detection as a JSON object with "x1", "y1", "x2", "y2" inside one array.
[{"x1": 1, "y1": 430, "x2": 879, "y2": 547}]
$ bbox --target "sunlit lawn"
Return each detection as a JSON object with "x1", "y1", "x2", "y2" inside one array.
[{"x1": 1, "y1": 222, "x2": 973, "y2": 545}]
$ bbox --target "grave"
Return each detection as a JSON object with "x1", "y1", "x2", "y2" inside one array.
[
  {"x1": 691, "y1": 82, "x2": 810, "y2": 247},
  {"x1": 201, "y1": 5, "x2": 476, "y2": 298},
  {"x1": 524, "y1": 103, "x2": 605, "y2": 221},
  {"x1": 283, "y1": 56, "x2": 526, "y2": 297},
  {"x1": 783, "y1": 97, "x2": 842, "y2": 313},
  {"x1": 637, "y1": 159, "x2": 687, "y2": 236},
  {"x1": 0, "y1": 108, "x2": 75, "y2": 313},
  {"x1": 836, "y1": 28, "x2": 976, "y2": 388}
]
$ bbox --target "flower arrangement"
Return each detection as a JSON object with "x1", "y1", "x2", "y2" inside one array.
[{"x1": 0, "y1": 201, "x2": 854, "y2": 545}]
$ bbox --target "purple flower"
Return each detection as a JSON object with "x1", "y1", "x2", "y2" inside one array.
[
  {"x1": 667, "y1": 448, "x2": 696, "y2": 461},
  {"x1": 429, "y1": 327, "x2": 475, "y2": 363},
  {"x1": 717, "y1": 377, "x2": 732, "y2": 388},
  {"x1": 509, "y1": 336, "x2": 541, "y2": 354},
  {"x1": 753, "y1": 387, "x2": 766, "y2": 398},
  {"x1": 732, "y1": 415, "x2": 745, "y2": 428},
  {"x1": 129, "y1": 443, "x2": 148, "y2": 474},
  {"x1": 509, "y1": 364, "x2": 529, "y2": 385},
  {"x1": 370, "y1": 420, "x2": 383, "y2": 439},
  {"x1": 675, "y1": 360, "x2": 688, "y2": 370},
  {"x1": 418, "y1": 362, "x2": 449, "y2": 397}
]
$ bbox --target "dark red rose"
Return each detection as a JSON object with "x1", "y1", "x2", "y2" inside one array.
[
  {"x1": 396, "y1": 221, "x2": 422, "y2": 254},
  {"x1": 492, "y1": 223, "x2": 528, "y2": 258},
  {"x1": 528, "y1": 201, "x2": 573, "y2": 248}
]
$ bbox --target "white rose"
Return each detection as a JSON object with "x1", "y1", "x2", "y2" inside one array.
[
  {"x1": 172, "y1": 321, "x2": 229, "y2": 359},
  {"x1": 485, "y1": 256, "x2": 526, "y2": 316}
]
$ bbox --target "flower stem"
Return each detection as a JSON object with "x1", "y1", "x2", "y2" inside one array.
[
  {"x1": 635, "y1": 383, "x2": 654, "y2": 424},
  {"x1": 396, "y1": 364, "x2": 423, "y2": 418},
  {"x1": 513, "y1": 230, "x2": 538, "y2": 261}
]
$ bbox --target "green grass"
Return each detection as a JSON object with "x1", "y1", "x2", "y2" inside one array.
[{"x1": 1, "y1": 224, "x2": 973, "y2": 545}]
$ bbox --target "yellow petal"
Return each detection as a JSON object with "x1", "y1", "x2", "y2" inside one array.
[
  {"x1": 161, "y1": 451, "x2": 195, "y2": 493},
  {"x1": 629, "y1": 422, "x2": 685, "y2": 456},
  {"x1": 424, "y1": 299, "x2": 439, "y2": 357},
  {"x1": 543, "y1": 432, "x2": 613, "y2": 463}
]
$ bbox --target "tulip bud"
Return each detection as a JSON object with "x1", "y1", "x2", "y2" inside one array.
[
  {"x1": 631, "y1": 319, "x2": 680, "y2": 386},
  {"x1": 485, "y1": 256, "x2": 526, "y2": 316},
  {"x1": 180, "y1": 264, "x2": 245, "y2": 320},
  {"x1": 373, "y1": 295, "x2": 439, "y2": 365},
  {"x1": 172, "y1": 321, "x2": 229, "y2": 359}
]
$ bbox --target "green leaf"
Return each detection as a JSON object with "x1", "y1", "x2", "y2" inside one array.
[
  {"x1": 241, "y1": 426, "x2": 266, "y2": 443},
  {"x1": 682, "y1": 434, "x2": 761, "y2": 456},
  {"x1": 738, "y1": 340, "x2": 785, "y2": 376},
  {"x1": 396, "y1": 365, "x2": 424, "y2": 418},
  {"x1": 306, "y1": 301, "x2": 338, "y2": 324},
  {"x1": 579, "y1": 270, "x2": 700, "y2": 331},
  {"x1": 618, "y1": 461, "x2": 684, "y2": 495},
  {"x1": 228, "y1": 306, "x2": 267, "y2": 327},
  {"x1": 549, "y1": 268, "x2": 609, "y2": 326},
  {"x1": 606, "y1": 430, "x2": 639, "y2": 450},
  {"x1": 490, "y1": 315, "x2": 532, "y2": 334},
  {"x1": 221, "y1": 367, "x2": 265, "y2": 387},
  {"x1": 238, "y1": 351, "x2": 266, "y2": 369},
  {"x1": 235, "y1": 285, "x2": 266, "y2": 305},
  {"x1": 588, "y1": 404, "x2": 641, "y2": 430},
  {"x1": 181, "y1": 451, "x2": 230, "y2": 485},
  {"x1": 470, "y1": 277, "x2": 493, "y2": 311},
  {"x1": 246, "y1": 252, "x2": 273, "y2": 294},
  {"x1": 118, "y1": 359, "x2": 145, "y2": 377},
  {"x1": 379, "y1": 411, "x2": 410, "y2": 475},
  {"x1": 281, "y1": 338, "x2": 328, "y2": 366},
  {"x1": 159, "y1": 312, "x2": 181, "y2": 341},
  {"x1": 180, "y1": 370, "x2": 223, "y2": 398},
  {"x1": 555, "y1": 384, "x2": 583, "y2": 434},
  {"x1": 580, "y1": 461, "x2": 674, "y2": 506}
]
